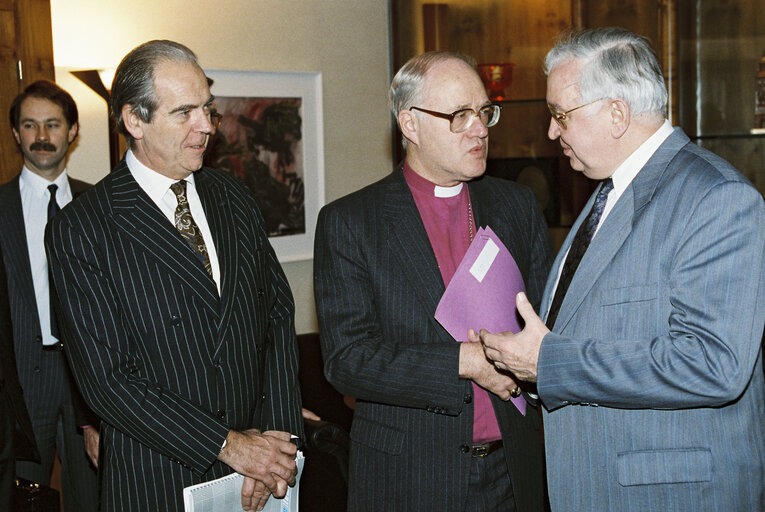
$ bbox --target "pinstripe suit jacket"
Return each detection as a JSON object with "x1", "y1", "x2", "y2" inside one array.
[
  {"x1": 0, "y1": 174, "x2": 93, "y2": 459},
  {"x1": 314, "y1": 168, "x2": 554, "y2": 511},
  {"x1": 537, "y1": 128, "x2": 765, "y2": 511},
  {"x1": 0, "y1": 241, "x2": 37, "y2": 462},
  {"x1": 45, "y1": 160, "x2": 304, "y2": 512}
]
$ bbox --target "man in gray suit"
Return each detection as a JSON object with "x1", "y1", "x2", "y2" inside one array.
[
  {"x1": 46, "y1": 40, "x2": 303, "y2": 512},
  {"x1": 477, "y1": 28, "x2": 765, "y2": 511},
  {"x1": 314, "y1": 51, "x2": 554, "y2": 511},
  {"x1": 0, "y1": 80, "x2": 99, "y2": 512}
]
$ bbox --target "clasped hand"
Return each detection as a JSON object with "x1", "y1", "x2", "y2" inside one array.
[
  {"x1": 218, "y1": 428, "x2": 297, "y2": 511},
  {"x1": 470, "y1": 292, "x2": 549, "y2": 383}
]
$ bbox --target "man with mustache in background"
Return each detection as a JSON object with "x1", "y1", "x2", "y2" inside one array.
[{"x1": 0, "y1": 80, "x2": 99, "y2": 512}]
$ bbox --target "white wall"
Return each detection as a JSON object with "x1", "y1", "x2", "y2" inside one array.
[{"x1": 51, "y1": 0, "x2": 393, "y2": 333}]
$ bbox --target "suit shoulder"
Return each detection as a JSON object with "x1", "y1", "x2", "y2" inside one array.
[
  {"x1": 0, "y1": 175, "x2": 20, "y2": 197},
  {"x1": 199, "y1": 166, "x2": 247, "y2": 190},
  {"x1": 675, "y1": 142, "x2": 754, "y2": 188},
  {"x1": 320, "y1": 171, "x2": 397, "y2": 215}
]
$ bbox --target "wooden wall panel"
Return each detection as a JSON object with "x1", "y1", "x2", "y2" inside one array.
[{"x1": 0, "y1": 0, "x2": 54, "y2": 184}]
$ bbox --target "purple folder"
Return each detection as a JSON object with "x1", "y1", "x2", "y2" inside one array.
[{"x1": 435, "y1": 226, "x2": 526, "y2": 414}]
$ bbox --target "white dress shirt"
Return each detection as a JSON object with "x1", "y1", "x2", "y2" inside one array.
[
  {"x1": 551, "y1": 120, "x2": 674, "y2": 296},
  {"x1": 126, "y1": 149, "x2": 221, "y2": 294},
  {"x1": 20, "y1": 167, "x2": 73, "y2": 345}
]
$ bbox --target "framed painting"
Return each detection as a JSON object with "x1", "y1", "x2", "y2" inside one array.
[{"x1": 203, "y1": 69, "x2": 325, "y2": 262}]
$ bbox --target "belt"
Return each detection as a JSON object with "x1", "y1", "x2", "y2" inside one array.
[
  {"x1": 42, "y1": 341, "x2": 64, "y2": 352},
  {"x1": 472, "y1": 439, "x2": 503, "y2": 458}
]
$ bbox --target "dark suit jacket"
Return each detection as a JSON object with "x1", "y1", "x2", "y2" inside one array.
[
  {"x1": 0, "y1": 175, "x2": 95, "y2": 448},
  {"x1": 45, "y1": 160, "x2": 304, "y2": 512},
  {"x1": 0, "y1": 241, "x2": 38, "y2": 463},
  {"x1": 314, "y1": 168, "x2": 555, "y2": 511}
]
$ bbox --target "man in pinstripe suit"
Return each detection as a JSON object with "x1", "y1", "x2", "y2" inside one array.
[
  {"x1": 478, "y1": 28, "x2": 765, "y2": 511},
  {"x1": 46, "y1": 40, "x2": 304, "y2": 512},
  {"x1": 0, "y1": 80, "x2": 99, "y2": 511},
  {"x1": 315, "y1": 52, "x2": 553, "y2": 511},
  {"x1": 0, "y1": 242, "x2": 39, "y2": 511}
]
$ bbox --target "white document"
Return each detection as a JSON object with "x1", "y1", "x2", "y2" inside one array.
[{"x1": 183, "y1": 451, "x2": 304, "y2": 512}]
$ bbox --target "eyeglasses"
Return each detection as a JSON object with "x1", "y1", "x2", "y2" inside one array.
[
  {"x1": 409, "y1": 104, "x2": 501, "y2": 133},
  {"x1": 210, "y1": 111, "x2": 223, "y2": 131},
  {"x1": 547, "y1": 99, "x2": 601, "y2": 129}
]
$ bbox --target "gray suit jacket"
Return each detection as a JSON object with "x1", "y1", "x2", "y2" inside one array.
[
  {"x1": 45, "y1": 161, "x2": 304, "y2": 512},
  {"x1": 314, "y1": 168, "x2": 555, "y2": 511},
  {"x1": 537, "y1": 128, "x2": 765, "y2": 511}
]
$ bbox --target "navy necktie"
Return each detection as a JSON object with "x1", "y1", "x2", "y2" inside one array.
[
  {"x1": 547, "y1": 178, "x2": 613, "y2": 329},
  {"x1": 47, "y1": 184, "x2": 60, "y2": 339}
]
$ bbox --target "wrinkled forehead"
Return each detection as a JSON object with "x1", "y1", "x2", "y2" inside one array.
[
  {"x1": 16, "y1": 96, "x2": 70, "y2": 130},
  {"x1": 546, "y1": 58, "x2": 584, "y2": 106},
  {"x1": 421, "y1": 59, "x2": 488, "y2": 109}
]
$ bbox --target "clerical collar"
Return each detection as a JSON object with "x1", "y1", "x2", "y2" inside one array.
[{"x1": 403, "y1": 161, "x2": 464, "y2": 198}]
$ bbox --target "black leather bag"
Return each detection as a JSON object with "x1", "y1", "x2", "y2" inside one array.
[{"x1": 12, "y1": 478, "x2": 59, "y2": 512}]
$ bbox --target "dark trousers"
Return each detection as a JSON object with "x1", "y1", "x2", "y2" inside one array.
[
  {"x1": 15, "y1": 350, "x2": 98, "y2": 512},
  {"x1": 464, "y1": 447, "x2": 516, "y2": 512},
  {"x1": 0, "y1": 384, "x2": 14, "y2": 512}
]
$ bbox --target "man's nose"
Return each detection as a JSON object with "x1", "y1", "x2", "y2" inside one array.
[
  {"x1": 196, "y1": 110, "x2": 214, "y2": 134},
  {"x1": 466, "y1": 113, "x2": 489, "y2": 138},
  {"x1": 547, "y1": 117, "x2": 561, "y2": 140},
  {"x1": 36, "y1": 127, "x2": 49, "y2": 141}
]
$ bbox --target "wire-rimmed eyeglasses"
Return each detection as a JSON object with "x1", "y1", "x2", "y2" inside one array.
[
  {"x1": 409, "y1": 104, "x2": 501, "y2": 133},
  {"x1": 547, "y1": 99, "x2": 601, "y2": 129},
  {"x1": 210, "y1": 111, "x2": 223, "y2": 131}
]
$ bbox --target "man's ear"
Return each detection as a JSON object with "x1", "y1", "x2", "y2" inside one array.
[
  {"x1": 398, "y1": 109, "x2": 419, "y2": 147},
  {"x1": 609, "y1": 99, "x2": 630, "y2": 139},
  {"x1": 67, "y1": 121, "x2": 79, "y2": 144},
  {"x1": 11, "y1": 127, "x2": 20, "y2": 146},
  {"x1": 122, "y1": 105, "x2": 145, "y2": 142}
]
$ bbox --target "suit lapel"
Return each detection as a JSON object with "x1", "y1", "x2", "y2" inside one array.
[
  {"x1": 194, "y1": 169, "x2": 239, "y2": 336},
  {"x1": 108, "y1": 161, "x2": 220, "y2": 312},
  {"x1": 547, "y1": 128, "x2": 689, "y2": 331},
  {"x1": 382, "y1": 171, "x2": 451, "y2": 340},
  {"x1": 0, "y1": 177, "x2": 38, "y2": 313}
]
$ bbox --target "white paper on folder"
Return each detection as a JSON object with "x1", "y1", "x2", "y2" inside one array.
[{"x1": 183, "y1": 451, "x2": 304, "y2": 512}]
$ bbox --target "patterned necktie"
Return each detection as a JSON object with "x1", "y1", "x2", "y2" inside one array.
[
  {"x1": 47, "y1": 184, "x2": 60, "y2": 339},
  {"x1": 170, "y1": 180, "x2": 213, "y2": 279},
  {"x1": 547, "y1": 178, "x2": 613, "y2": 329}
]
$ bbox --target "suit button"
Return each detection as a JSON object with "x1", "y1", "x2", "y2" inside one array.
[
  {"x1": 34, "y1": 335, "x2": 42, "y2": 343},
  {"x1": 463, "y1": 395, "x2": 472, "y2": 404},
  {"x1": 427, "y1": 406, "x2": 434, "y2": 412},
  {"x1": 216, "y1": 409, "x2": 226, "y2": 419},
  {"x1": 257, "y1": 289, "x2": 264, "y2": 297},
  {"x1": 33, "y1": 366, "x2": 40, "y2": 373},
  {"x1": 261, "y1": 394, "x2": 266, "y2": 401},
  {"x1": 170, "y1": 315, "x2": 181, "y2": 326},
  {"x1": 460, "y1": 444, "x2": 470, "y2": 454}
]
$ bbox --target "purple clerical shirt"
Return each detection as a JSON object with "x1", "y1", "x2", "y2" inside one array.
[{"x1": 403, "y1": 162, "x2": 502, "y2": 444}]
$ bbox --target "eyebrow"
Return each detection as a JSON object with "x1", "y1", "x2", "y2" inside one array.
[
  {"x1": 19, "y1": 116, "x2": 64, "y2": 124},
  {"x1": 453, "y1": 101, "x2": 492, "y2": 111},
  {"x1": 168, "y1": 95, "x2": 215, "y2": 115}
]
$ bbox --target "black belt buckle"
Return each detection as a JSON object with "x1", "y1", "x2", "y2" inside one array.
[
  {"x1": 43, "y1": 342, "x2": 64, "y2": 352},
  {"x1": 472, "y1": 439, "x2": 502, "y2": 458}
]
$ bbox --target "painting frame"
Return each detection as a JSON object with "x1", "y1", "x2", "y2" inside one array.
[{"x1": 204, "y1": 69, "x2": 325, "y2": 263}]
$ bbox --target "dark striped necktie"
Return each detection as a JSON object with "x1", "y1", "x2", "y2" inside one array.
[{"x1": 547, "y1": 178, "x2": 614, "y2": 329}]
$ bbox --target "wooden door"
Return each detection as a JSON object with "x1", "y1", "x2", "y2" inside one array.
[{"x1": 0, "y1": 0, "x2": 55, "y2": 184}]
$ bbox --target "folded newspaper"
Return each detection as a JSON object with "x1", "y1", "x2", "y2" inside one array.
[{"x1": 183, "y1": 451, "x2": 304, "y2": 512}]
